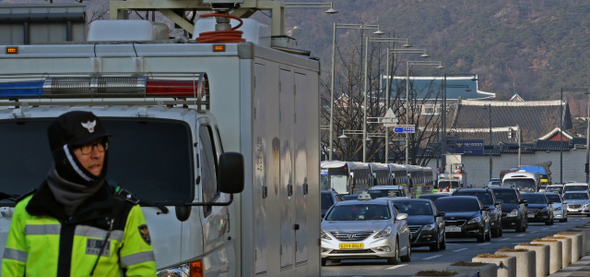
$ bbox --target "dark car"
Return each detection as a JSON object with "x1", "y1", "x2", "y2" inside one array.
[
  {"x1": 521, "y1": 192, "x2": 554, "y2": 225},
  {"x1": 490, "y1": 187, "x2": 528, "y2": 232},
  {"x1": 418, "y1": 193, "x2": 451, "y2": 202},
  {"x1": 321, "y1": 190, "x2": 343, "y2": 218},
  {"x1": 390, "y1": 198, "x2": 446, "y2": 251},
  {"x1": 434, "y1": 196, "x2": 491, "y2": 242},
  {"x1": 452, "y1": 188, "x2": 503, "y2": 237}
]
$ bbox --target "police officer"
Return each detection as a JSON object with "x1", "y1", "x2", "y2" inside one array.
[{"x1": 2, "y1": 111, "x2": 157, "y2": 276}]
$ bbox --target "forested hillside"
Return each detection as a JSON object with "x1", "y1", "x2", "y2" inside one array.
[
  {"x1": 3, "y1": 0, "x2": 590, "y2": 115},
  {"x1": 283, "y1": 0, "x2": 590, "y2": 116}
]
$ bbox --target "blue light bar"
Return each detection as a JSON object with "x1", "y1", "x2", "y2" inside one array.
[{"x1": 0, "y1": 81, "x2": 44, "y2": 98}]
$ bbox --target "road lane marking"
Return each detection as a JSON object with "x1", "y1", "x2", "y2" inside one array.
[
  {"x1": 453, "y1": 248, "x2": 469, "y2": 253},
  {"x1": 478, "y1": 243, "x2": 491, "y2": 246},
  {"x1": 500, "y1": 238, "x2": 511, "y2": 241},
  {"x1": 422, "y1": 255, "x2": 443, "y2": 260},
  {"x1": 386, "y1": 264, "x2": 407, "y2": 270},
  {"x1": 517, "y1": 234, "x2": 527, "y2": 237}
]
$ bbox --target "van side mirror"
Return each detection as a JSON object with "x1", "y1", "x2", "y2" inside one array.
[
  {"x1": 176, "y1": 152, "x2": 245, "y2": 222},
  {"x1": 218, "y1": 152, "x2": 245, "y2": 194}
]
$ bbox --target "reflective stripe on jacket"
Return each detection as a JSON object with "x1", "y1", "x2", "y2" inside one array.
[{"x1": 2, "y1": 193, "x2": 157, "y2": 277}]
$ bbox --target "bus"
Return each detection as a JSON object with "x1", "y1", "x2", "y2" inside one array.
[{"x1": 321, "y1": 161, "x2": 372, "y2": 195}]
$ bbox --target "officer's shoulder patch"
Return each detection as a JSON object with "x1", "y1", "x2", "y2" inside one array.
[{"x1": 138, "y1": 224, "x2": 151, "y2": 245}]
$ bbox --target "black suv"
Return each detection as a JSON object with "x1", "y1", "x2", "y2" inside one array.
[
  {"x1": 490, "y1": 187, "x2": 528, "y2": 232},
  {"x1": 321, "y1": 190, "x2": 343, "y2": 218},
  {"x1": 434, "y1": 196, "x2": 491, "y2": 242},
  {"x1": 452, "y1": 188, "x2": 503, "y2": 237}
]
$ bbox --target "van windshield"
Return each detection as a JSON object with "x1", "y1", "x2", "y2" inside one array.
[
  {"x1": 0, "y1": 118, "x2": 194, "y2": 205},
  {"x1": 503, "y1": 179, "x2": 536, "y2": 192}
]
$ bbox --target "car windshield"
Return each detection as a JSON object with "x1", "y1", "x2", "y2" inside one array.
[
  {"x1": 369, "y1": 189, "x2": 402, "y2": 198},
  {"x1": 435, "y1": 198, "x2": 479, "y2": 212},
  {"x1": 454, "y1": 191, "x2": 494, "y2": 205},
  {"x1": 393, "y1": 201, "x2": 433, "y2": 215},
  {"x1": 438, "y1": 181, "x2": 460, "y2": 189},
  {"x1": 563, "y1": 185, "x2": 589, "y2": 192},
  {"x1": 522, "y1": 194, "x2": 546, "y2": 204},
  {"x1": 545, "y1": 194, "x2": 561, "y2": 203},
  {"x1": 325, "y1": 204, "x2": 391, "y2": 221},
  {"x1": 564, "y1": 193, "x2": 590, "y2": 200},
  {"x1": 493, "y1": 190, "x2": 518, "y2": 204}
]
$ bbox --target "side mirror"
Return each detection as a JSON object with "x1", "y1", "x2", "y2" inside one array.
[
  {"x1": 436, "y1": 211, "x2": 445, "y2": 217},
  {"x1": 218, "y1": 152, "x2": 245, "y2": 194},
  {"x1": 481, "y1": 206, "x2": 490, "y2": 212},
  {"x1": 396, "y1": 213, "x2": 409, "y2": 221}
]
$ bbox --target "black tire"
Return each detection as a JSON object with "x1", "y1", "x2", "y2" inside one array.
[
  {"x1": 515, "y1": 220, "x2": 524, "y2": 232},
  {"x1": 491, "y1": 226, "x2": 500, "y2": 238},
  {"x1": 430, "y1": 239, "x2": 441, "y2": 252},
  {"x1": 485, "y1": 226, "x2": 491, "y2": 241},
  {"x1": 401, "y1": 238, "x2": 411, "y2": 262},
  {"x1": 498, "y1": 226, "x2": 503, "y2": 237},
  {"x1": 440, "y1": 233, "x2": 447, "y2": 250},
  {"x1": 321, "y1": 259, "x2": 326, "y2": 266},
  {"x1": 477, "y1": 229, "x2": 485, "y2": 242},
  {"x1": 387, "y1": 240, "x2": 400, "y2": 265}
]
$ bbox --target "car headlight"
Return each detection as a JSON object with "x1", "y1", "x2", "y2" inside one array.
[
  {"x1": 540, "y1": 207, "x2": 548, "y2": 214},
  {"x1": 321, "y1": 230, "x2": 332, "y2": 240},
  {"x1": 583, "y1": 203, "x2": 589, "y2": 208},
  {"x1": 507, "y1": 209, "x2": 519, "y2": 217},
  {"x1": 467, "y1": 217, "x2": 482, "y2": 224},
  {"x1": 554, "y1": 207, "x2": 562, "y2": 211},
  {"x1": 488, "y1": 209, "x2": 497, "y2": 216},
  {"x1": 157, "y1": 260, "x2": 201, "y2": 276},
  {"x1": 373, "y1": 226, "x2": 393, "y2": 239},
  {"x1": 422, "y1": 223, "x2": 436, "y2": 231}
]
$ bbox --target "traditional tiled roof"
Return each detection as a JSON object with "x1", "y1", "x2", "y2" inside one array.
[
  {"x1": 449, "y1": 99, "x2": 572, "y2": 144},
  {"x1": 383, "y1": 75, "x2": 495, "y2": 100}
]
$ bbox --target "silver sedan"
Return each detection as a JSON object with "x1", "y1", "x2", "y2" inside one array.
[
  {"x1": 321, "y1": 195, "x2": 411, "y2": 265},
  {"x1": 563, "y1": 191, "x2": 590, "y2": 216},
  {"x1": 545, "y1": 192, "x2": 568, "y2": 222}
]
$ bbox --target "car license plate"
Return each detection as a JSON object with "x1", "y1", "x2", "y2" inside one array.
[
  {"x1": 445, "y1": 226, "x2": 461, "y2": 232},
  {"x1": 528, "y1": 214, "x2": 535, "y2": 218},
  {"x1": 339, "y1": 243, "x2": 363, "y2": 249}
]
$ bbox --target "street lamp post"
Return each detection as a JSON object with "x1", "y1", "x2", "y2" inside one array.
[
  {"x1": 586, "y1": 92, "x2": 590, "y2": 183},
  {"x1": 404, "y1": 60, "x2": 444, "y2": 164},
  {"x1": 559, "y1": 87, "x2": 588, "y2": 183},
  {"x1": 483, "y1": 103, "x2": 492, "y2": 180},
  {"x1": 362, "y1": 37, "x2": 411, "y2": 163},
  {"x1": 329, "y1": 23, "x2": 382, "y2": 161},
  {"x1": 384, "y1": 48, "x2": 430, "y2": 164}
]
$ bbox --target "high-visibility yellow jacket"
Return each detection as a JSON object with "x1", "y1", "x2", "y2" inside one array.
[{"x1": 2, "y1": 183, "x2": 157, "y2": 277}]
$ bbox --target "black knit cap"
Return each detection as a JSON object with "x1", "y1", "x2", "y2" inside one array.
[{"x1": 47, "y1": 111, "x2": 111, "y2": 185}]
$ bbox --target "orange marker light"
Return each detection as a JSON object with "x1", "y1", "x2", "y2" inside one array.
[
  {"x1": 189, "y1": 260, "x2": 203, "y2": 277},
  {"x1": 6, "y1": 47, "x2": 18, "y2": 54},
  {"x1": 213, "y1": 45, "x2": 225, "y2": 52}
]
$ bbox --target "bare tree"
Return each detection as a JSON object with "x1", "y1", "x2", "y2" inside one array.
[{"x1": 321, "y1": 34, "x2": 444, "y2": 166}]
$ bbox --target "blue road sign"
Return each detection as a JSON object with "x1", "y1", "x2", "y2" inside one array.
[{"x1": 394, "y1": 127, "x2": 415, "y2": 133}]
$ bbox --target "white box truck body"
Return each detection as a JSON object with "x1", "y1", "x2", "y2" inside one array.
[{"x1": 0, "y1": 15, "x2": 320, "y2": 277}]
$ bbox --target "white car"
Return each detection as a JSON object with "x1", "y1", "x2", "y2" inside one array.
[
  {"x1": 544, "y1": 192, "x2": 568, "y2": 222},
  {"x1": 563, "y1": 191, "x2": 590, "y2": 217},
  {"x1": 321, "y1": 194, "x2": 411, "y2": 265}
]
